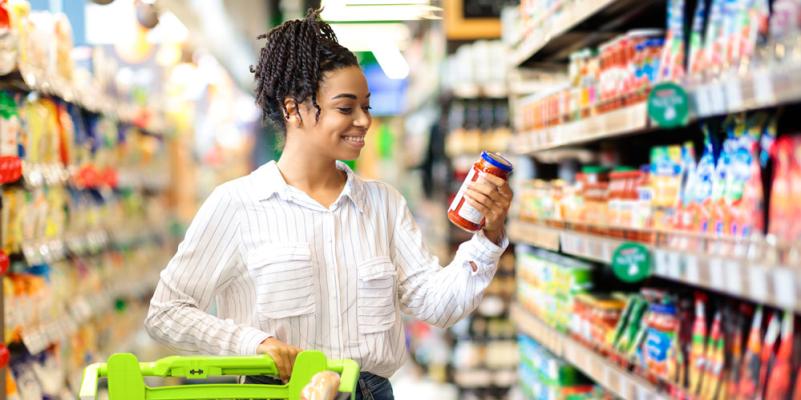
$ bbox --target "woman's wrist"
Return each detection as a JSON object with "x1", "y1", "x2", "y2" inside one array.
[{"x1": 482, "y1": 227, "x2": 504, "y2": 245}]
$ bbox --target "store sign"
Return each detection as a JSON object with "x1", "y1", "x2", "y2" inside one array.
[
  {"x1": 647, "y1": 82, "x2": 690, "y2": 128},
  {"x1": 612, "y1": 242, "x2": 652, "y2": 283}
]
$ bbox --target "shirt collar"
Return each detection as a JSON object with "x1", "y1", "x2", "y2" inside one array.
[{"x1": 252, "y1": 160, "x2": 367, "y2": 213}]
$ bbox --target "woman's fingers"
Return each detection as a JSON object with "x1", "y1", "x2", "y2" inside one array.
[
  {"x1": 481, "y1": 173, "x2": 505, "y2": 187},
  {"x1": 257, "y1": 338, "x2": 302, "y2": 382},
  {"x1": 287, "y1": 345, "x2": 302, "y2": 377}
]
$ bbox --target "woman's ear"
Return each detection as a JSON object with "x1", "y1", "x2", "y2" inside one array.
[{"x1": 283, "y1": 98, "x2": 302, "y2": 128}]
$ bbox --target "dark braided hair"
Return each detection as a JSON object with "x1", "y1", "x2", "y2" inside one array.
[{"x1": 251, "y1": 9, "x2": 359, "y2": 137}]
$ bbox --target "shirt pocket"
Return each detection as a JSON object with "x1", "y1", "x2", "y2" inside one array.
[
  {"x1": 246, "y1": 243, "x2": 315, "y2": 319},
  {"x1": 357, "y1": 256, "x2": 397, "y2": 334}
]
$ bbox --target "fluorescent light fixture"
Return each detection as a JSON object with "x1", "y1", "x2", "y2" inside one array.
[
  {"x1": 321, "y1": 0, "x2": 441, "y2": 21},
  {"x1": 331, "y1": 23, "x2": 410, "y2": 52},
  {"x1": 343, "y1": 0, "x2": 431, "y2": 4},
  {"x1": 370, "y1": 43, "x2": 410, "y2": 80}
]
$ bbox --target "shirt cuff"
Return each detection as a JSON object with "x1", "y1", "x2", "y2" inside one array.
[
  {"x1": 459, "y1": 229, "x2": 509, "y2": 275},
  {"x1": 239, "y1": 326, "x2": 272, "y2": 355}
]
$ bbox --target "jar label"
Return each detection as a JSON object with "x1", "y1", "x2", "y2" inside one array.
[{"x1": 450, "y1": 167, "x2": 484, "y2": 225}]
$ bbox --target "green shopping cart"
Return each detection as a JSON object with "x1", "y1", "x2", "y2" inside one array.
[{"x1": 79, "y1": 350, "x2": 359, "y2": 400}]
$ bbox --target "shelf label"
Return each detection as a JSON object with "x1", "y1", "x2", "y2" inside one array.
[
  {"x1": 695, "y1": 84, "x2": 711, "y2": 116},
  {"x1": 709, "y1": 84, "x2": 726, "y2": 114},
  {"x1": 667, "y1": 251, "x2": 681, "y2": 278},
  {"x1": 648, "y1": 82, "x2": 690, "y2": 128},
  {"x1": 725, "y1": 79, "x2": 744, "y2": 111},
  {"x1": 654, "y1": 250, "x2": 669, "y2": 275},
  {"x1": 748, "y1": 266, "x2": 769, "y2": 302},
  {"x1": 685, "y1": 255, "x2": 700, "y2": 283},
  {"x1": 753, "y1": 68, "x2": 775, "y2": 105},
  {"x1": 724, "y1": 261, "x2": 743, "y2": 294},
  {"x1": 612, "y1": 242, "x2": 652, "y2": 283},
  {"x1": 773, "y1": 268, "x2": 797, "y2": 309},
  {"x1": 709, "y1": 258, "x2": 725, "y2": 289}
]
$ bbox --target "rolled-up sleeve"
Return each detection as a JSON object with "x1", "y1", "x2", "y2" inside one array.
[
  {"x1": 391, "y1": 194, "x2": 508, "y2": 328},
  {"x1": 145, "y1": 187, "x2": 271, "y2": 355}
]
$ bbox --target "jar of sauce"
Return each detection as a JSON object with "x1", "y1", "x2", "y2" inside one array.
[{"x1": 448, "y1": 152, "x2": 513, "y2": 232}]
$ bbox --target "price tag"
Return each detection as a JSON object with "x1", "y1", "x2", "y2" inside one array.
[
  {"x1": 725, "y1": 79, "x2": 744, "y2": 111},
  {"x1": 654, "y1": 250, "x2": 669, "y2": 275},
  {"x1": 600, "y1": 367, "x2": 620, "y2": 393},
  {"x1": 773, "y1": 268, "x2": 797, "y2": 309},
  {"x1": 617, "y1": 374, "x2": 631, "y2": 398},
  {"x1": 695, "y1": 85, "x2": 711, "y2": 116},
  {"x1": 600, "y1": 242, "x2": 613, "y2": 262},
  {"x1": 709, "y1": 258, "x2": 725, "y2": 289},
  {"x1": 748, "y1": 266, "x2": 769, "y2": 302},
  {"x1": 724, "y1": 261, "x2": 743, "y2": 294},
  {"x1": 709, "y1": 84, "x2": 726, "y2": 114},
  {"x1": 753, "y1": 68, "x2": 775, "y2": 105},
  {"x1": 685, "y1": 255, "x2": 700, "y2": 283},
  {"x1": 667, "y1": 251, "x2": 681, "y2": 278}
]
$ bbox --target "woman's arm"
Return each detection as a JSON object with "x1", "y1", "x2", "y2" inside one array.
[
  {"x1": 144, "y1": 187, "x2": 270, "y2": 355},
  {"x1": 391, "y1": 187, "x2": 510, "y2": 328}
]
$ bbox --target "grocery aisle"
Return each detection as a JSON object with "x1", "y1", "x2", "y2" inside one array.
[{"x1": 1, "y1": 0, "x2": 801, "y2": 399}]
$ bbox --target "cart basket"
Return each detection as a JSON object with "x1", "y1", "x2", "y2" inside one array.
[{"x1": 79, "y1": 350, "x2": 359, "y2": 400}]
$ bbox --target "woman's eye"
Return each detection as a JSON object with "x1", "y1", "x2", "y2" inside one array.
[
  {"x1": 362, "y1": 106, "x2": 372, "y2": 112},
  {"x1": 337, "y1": 107, "x2": 353, "y2": 114}
]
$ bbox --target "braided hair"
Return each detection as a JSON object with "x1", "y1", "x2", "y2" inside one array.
[{"x1": 251, "y1": 8, "x2": 359, "y2": 137}]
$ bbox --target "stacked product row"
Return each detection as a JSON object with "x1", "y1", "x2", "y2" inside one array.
[
  {"x1": 516, "y1": 29, "x2": 666, "y2": 131},
  {"x1": 517, "y1": 246, "x2": 801, "y2": 399},
  {"x1": 517, "y1": 112, "x2": 801, "y2": 246},
  {"x1": 518, "y1": 334, "x2": 606, "y2": 399}
]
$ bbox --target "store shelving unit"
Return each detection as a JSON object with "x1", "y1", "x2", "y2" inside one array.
[
  {"x1": 509, "y1": 219, "x2": 801, "y2": 312},
  {"x1": 511, "y1": 0, "x2": 619, "y2": 66},
  {"x1": 511, "y1": 0, "x2": 665, "y2": 66},
  {"x1": 511, "y1": 102, "x2": 649, "y2": 153},
  {"x1": 510, "y1": 303, "x2": 662, "y2": 399}
]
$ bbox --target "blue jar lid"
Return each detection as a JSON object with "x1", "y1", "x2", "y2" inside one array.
[{"x1": 481, "y1": 151, "x2": 513, "y2": 172}]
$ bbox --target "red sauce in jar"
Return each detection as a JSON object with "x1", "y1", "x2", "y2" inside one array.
[{"x1": 448, "y1": 152, "x2": 513, "y2": 232}]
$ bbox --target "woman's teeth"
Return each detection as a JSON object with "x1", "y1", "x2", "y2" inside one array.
[{"x1": 343, "y1": 136, "x2": 364, "y2": 144}]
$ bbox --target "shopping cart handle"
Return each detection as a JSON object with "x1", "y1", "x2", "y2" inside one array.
[{"x1": 79, "y1": 351, "x2": 359, "y2": 400}]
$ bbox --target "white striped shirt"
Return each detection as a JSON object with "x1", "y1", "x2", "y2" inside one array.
[{"x1": 145, "y1": 161, "x2": 507, "y2": 377}]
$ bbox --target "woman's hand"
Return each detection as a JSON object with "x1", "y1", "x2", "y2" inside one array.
[
  {"x1": 257, "y1": 337, "x2": 303, "y2": 382},
  {"x1": 464, "y1": 174, "x2": 513, "y2": 244}
]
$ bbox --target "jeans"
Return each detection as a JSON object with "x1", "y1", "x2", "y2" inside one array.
[{"x1": 243, "y1": 371, "x2": 394, "y2": 400}]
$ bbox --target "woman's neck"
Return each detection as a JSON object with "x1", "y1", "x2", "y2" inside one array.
[{"x1": 275, "y1": 144, "x2": 346, "y2": 205}]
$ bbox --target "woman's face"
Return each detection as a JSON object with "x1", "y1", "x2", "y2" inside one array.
[{"x1": 294, "y1": 65, "x2": 372, "y2": 161}]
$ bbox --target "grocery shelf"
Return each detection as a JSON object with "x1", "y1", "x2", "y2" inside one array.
[
  {"x1": 0, "y1": 70, "x2": 167, "y2": 135},
  {"x1": 511, "y1": 0, "x2": 664, "y2": 66},
  {"x1": 511, "y1": 0, "x2": 619, "y2": 66},
  {"x1": 510, "y1": 303, "x2": 663, "y2": 399},
  {"x1": 688, "y1": 62, "x2": 801, "y2": 118},
  {"x1": 510, "y1": 102, "x2": 649, "y2": 153},
  {"x1": 508, "y1": 219, "x2": 801, "y2": 312}
]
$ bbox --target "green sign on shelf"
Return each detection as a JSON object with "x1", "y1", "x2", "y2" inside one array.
[
  {"x1": 647, "y1": 82, "x2": 690, "y2": 128},
  {"x1": 612, "y1": 242, "x2": 652, "y2": 283}
]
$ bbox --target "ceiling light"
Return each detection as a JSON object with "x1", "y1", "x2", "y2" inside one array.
[{"x1": 321, "y1": 0, "x2": 441, "y2": 21}]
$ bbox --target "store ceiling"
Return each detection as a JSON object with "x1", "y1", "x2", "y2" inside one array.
[{"x1": 159, "y1": 0, "x2": 274, "y2": 92}]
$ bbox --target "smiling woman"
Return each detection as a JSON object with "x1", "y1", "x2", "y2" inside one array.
[{"x1": 144, "y1": 8, "x2": 513, "y2": 400}]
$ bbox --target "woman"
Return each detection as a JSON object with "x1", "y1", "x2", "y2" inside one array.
[{"x1": 144, "y1": 9, "x2": 512, "y2": 400}]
